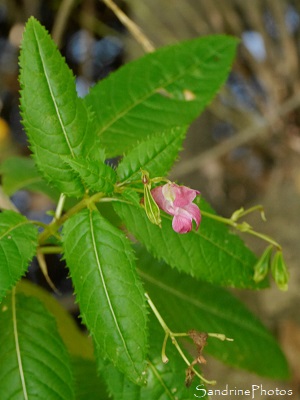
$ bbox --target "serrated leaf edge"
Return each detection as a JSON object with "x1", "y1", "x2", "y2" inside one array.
[
  {"x1": 90, "y1": 36, "x2": 236, "y2": 137},
  {"x1": 87, "y1": 211, "x2": 142, "y2": 378}
]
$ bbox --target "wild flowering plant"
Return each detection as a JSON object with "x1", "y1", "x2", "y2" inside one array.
[
  {"x1": 0, "y1": 17, "x2": 290, "y2": 400},
  {"x1": 151, "y1": 183, "x2": 201, "y2": 233}
]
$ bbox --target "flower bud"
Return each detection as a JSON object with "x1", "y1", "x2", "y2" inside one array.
[
  {"x1": 271, "y1": 250, "x2": 289, "y2": 291},
  {"x1": 143, "y1": 184, "x2": 162, "y2": 227},
  {"x1": 141, "y1": 170, "x2": 161, "y2": 227},
  {"x1": 253, "y1": 245, "x2": 273, "y2": 283}
]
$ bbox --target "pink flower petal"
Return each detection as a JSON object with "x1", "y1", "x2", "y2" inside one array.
[
  {"x1": 183, "y1": 203, "x2": 201, "y2": 229},
  {"x1": 151, "y1": 183, "x2": 201, "y2": 234},
  {"x1": 151, "y1": 186, "x2": 166, "y2": 209},
  {"x1": 172, "y1": 213, "x2": 193, "y2": 233},
  {"x1": 173, "y1": 185, "x2": 200, "y2": 207}
]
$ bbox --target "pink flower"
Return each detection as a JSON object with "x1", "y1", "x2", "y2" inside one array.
[{"x1": 151, "y1": 183, "x2": 201, "y2": 234}]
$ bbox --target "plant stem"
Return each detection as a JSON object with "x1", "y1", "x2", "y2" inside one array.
[
  {"x1": 233, "y1": 205, "x2": 266, "y2": 221},
  {"x1": 145, "y1": 292, "x2": 216, "y2": 385},
  {"x1": 38, "y1": 246, "x2": 63, "y2": 254},
  {"x1": 36, "y1": 251, "x2": 60, "y2": 294},
  {"x1": 201, "y1": 209, "x2": 281, "y2": 250},
  {"x1": 55, "y1": 193, "x2": 66, "y2": 220},
  {"x1": 38, "y1": 192, "x2": 104, "y2": 245},
  {"x1": 246, "y1": 228, "x2": 281, "y2": 250}
]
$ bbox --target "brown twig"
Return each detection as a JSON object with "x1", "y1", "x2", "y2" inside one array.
[
  {"x1": 52, "y1": 0, "x2": 77, "y2": 47},
  {"x1": 101, "y1": 0, "x2": 155, "y2": 53}
]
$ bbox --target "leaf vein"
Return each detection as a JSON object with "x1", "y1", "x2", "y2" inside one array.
[
  {"x1": 32, "y1": 25, "x2": 75, "y2": 159},
  {"x1": 88, "y1": 211, "x2": 134, "y2": 365}
]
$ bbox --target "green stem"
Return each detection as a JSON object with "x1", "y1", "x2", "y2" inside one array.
[
  {"x1": 38, "y1": 192, "x2": 105, "y2": 245},
  {"x1": 38, "y1": 246, "x2": 63, "y2": 254},
  {"x1": 201, "y1": 210, "x2": 233, "y2": 226},
  {"x1": 208, "y1": 333, "x2": 234, "y2": 342},
  {"x1": 162, "y1": 333, "x2": 169, "y2": 363},
  {"x1": 145, "y1": 292, "x2": 216, "y2": 385},
  {"x1": 55, "y1": 193, "x2": 66, "y2": 220},
  {"x1": 116, "y1": 179, "x2": 142, "y2": 188},
  {"x1": 246, "y1": 228, "x2": 282, "y2": 250},
  {"x1": 201, "y1": 210, "x2": 281, "y2": 250},
  {"x1": 172, "y1": 332, "x2": 189, "y2": 337},
  {"x1": 145, "y1": 292, "x2": 169, "y2": 332},
  {"x1": 234, "y1": 205, "x2": 266, "y2": 221}
]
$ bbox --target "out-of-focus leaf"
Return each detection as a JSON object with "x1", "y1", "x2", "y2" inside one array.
[
  {"x1": 0, "y1": 156, "x2": 60, "y2": 199},
  {"x1": 0, "y1": 211, "x2": 38, "y2": 302},
  {"x1": 72, "y1": 357, "x2": 109, "y2": 400},
  {"x1": 16, "y1": 279, "x2": 94, "y2": 360},
  {"x1": 0, "y1": 292, "x2": 74, "y2": 399}
]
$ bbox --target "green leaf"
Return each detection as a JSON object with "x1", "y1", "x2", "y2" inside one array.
[
  {"x1": 72, "y1": 357, "x2": 109, "y2": 400},
  {"x1": 16, "y1": 280, "x2": 94, "y2": 360},
  {"x1": 63, "y1": 157, "x2": 117, "y2": 194},
  {"x1": 120, "y1": 188, "x2": 141, "y2": 206},
  {"x1": 84, "y1": 35, "x2": 237, "y2": 157},
  {"x1": 116, "y1": 126, "x2": 186, "y2": 183},
  {"x1": 0, "y1": 156, "x2": 61, "y2": 199},
  {"x1": 0, "y1": 211, "x2": 38, "y2": 302},
  {"x1": 136, "y1": 246, "x2": 290, "y2": 380},
  {"x1": 98, "y1": 316, "x2": 202, "y2": 400},
  {"x1": 0, "y1": 291, "x2": 75, "y2": 399},
  {"x1": 19, "y1": 17, "x2": 100, "y2": 197},
  {"x1": 62, "y1": 209, "x2": 148, "y2": 384},
  {"x1": 114, "y1": 198, "x2": 266, "y2": 289}
]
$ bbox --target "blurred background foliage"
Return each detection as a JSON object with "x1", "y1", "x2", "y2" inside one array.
[{"x1": 0, "y1": 0, "x2": 300, "y2": 396}]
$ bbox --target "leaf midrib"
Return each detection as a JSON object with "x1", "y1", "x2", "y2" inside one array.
[
  {"x1": 89, "y1": 211, "x2": 137, "y2": 372},
  {"x1": 12, "y1": 289, "x2": 28, "y2": 400},
  {"x1": 95, "y1": 41, "x2": 231, "y2": 136},
  {"x1": 32, "y1": 24, "x2": 75, "y2": 158}
]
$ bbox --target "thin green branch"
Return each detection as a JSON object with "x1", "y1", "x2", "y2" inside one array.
[
  {"x1": 55, "y1": 193, "x2": 66, "y2": 220},
  {"x1": 38, "y1": 246, "x2": 63, "y2": 254},
  {"x1": 201, "y1": 208, "x2": 281, "y2": 250},
  {"x1": 145, "y1": 292, "x2": 216, "y2": 385},
  {"x1": 38, "y1": 192, "x2": 105, "y2": 245}
]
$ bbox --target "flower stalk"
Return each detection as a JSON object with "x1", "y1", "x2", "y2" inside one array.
[{"x1": 144, "y1": 292, "x2": 235, "y2": 386}]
